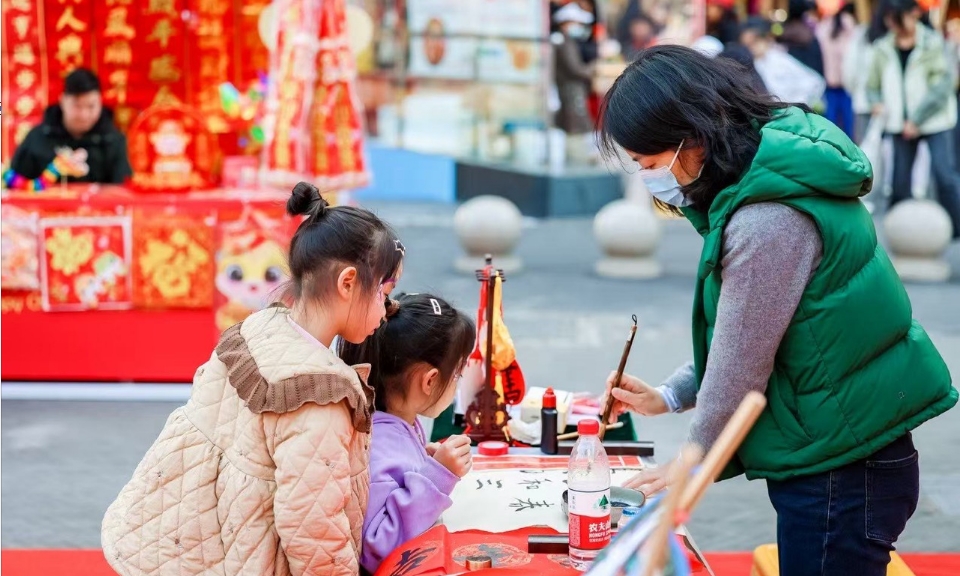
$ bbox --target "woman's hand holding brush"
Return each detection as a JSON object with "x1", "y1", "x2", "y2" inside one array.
[{"x1": 601, "y1": 371, "x2": 668, "y2": 422}]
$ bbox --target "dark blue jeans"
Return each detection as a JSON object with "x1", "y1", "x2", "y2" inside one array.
[{"x1": 766, "y1": 434, "x2": 919, "y2": 576}]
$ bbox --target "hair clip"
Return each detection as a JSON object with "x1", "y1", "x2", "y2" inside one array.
[
  {"x1": 429, "y1": 298, "x2": 442, "y2": 316},
  {"x1": 394, "y1": 239, "x2": 406, "y2": 255}
]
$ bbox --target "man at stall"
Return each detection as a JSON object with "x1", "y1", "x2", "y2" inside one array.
[{"x1": 6, "y1": 68, "x2": 132, "y2": 188}]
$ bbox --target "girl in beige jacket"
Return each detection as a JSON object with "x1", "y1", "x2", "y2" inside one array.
[{"x1": 102, "y1": 182, "x2": 405, "y2": 576}]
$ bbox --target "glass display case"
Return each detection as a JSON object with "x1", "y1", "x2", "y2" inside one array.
[{"x1": 356, "y1": 0, "x2": 566, "y2": 169}]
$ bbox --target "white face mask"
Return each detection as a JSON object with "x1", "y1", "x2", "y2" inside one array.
[
  {"x1": 638, "y1": 140, "x2": 699, "y2": 207},
  {"x1": 566, "y1": 24, "x2": 589, "y2": 39}
]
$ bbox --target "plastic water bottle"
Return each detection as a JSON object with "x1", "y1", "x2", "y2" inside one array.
[{"x1": 567, "y1": 419, "x2": 611, "y2": 570}]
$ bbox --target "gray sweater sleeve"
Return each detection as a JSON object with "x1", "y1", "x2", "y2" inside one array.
[{"x1": 679, "y1": 203, "x2": 823, "y2": 451}]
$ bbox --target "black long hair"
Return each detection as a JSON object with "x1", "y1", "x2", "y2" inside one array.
[
  {"x1": 870, "y1": 0, "x2": 920, "y2": 41},
  {"x1": 283, "y1": 182, "x2": 404, "y2": 302},
  {"x1": 832, "y1": 3, "x2": 856, "y2": 39},
  {"x1": 598, "y1": 45, "x2": 798, "y2": 213},
  {"x1": 339, "y1": 293, "x2": 475, "y2": 412}
]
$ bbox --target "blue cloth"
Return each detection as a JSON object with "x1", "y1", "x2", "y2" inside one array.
[{"x1": 824, "y1": 87, "x2": 855, "y2": 139}]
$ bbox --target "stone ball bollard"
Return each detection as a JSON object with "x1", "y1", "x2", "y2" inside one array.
[
  {"x1": 454, "y1": 195, "x2": 523, "y2": 273},
  {"x1": 883, "y1": 199, "x2": 953, "y2": 282},
  {"x1": 594, "y1": 199, "x2": 663, "y2": 279}
]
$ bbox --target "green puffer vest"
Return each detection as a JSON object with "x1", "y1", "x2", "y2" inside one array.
[{"x1": 682, "y1": 107, "x2": 957, "y2": 481}]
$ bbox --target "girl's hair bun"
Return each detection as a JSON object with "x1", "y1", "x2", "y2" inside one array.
[{"x1": 287, "y1": 181, "x2": 329, "y2": 218}]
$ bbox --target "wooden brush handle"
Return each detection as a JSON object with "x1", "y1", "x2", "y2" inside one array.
[{"x1": 599, "y1": 316, "x2": 638, "y2": 440}]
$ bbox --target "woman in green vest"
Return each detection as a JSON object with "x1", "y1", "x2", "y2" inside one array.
[{"x1": 599, "y1": 45, "x2": 956, "y2": 576}]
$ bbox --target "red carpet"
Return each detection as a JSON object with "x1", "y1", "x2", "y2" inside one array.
[{"x1": 1, "y1": 549, "x2": 957, "y2": 575}]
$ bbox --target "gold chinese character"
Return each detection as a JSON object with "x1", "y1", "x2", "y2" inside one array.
[
  {"x1": 147, "y1": 19, "x2": 176, "y2": 48},
  {"x1": 146, "y1": 0, "x2": 176, "y2": 14},
  {"x1": 56, "y1": 34, "x2": 84, "y2": 68},
  {"x1": 149, "y1": 55, "x2": 181, "y2": 83},
  {"x1": 58, "y1": 0, "x2": 82, "y2": 4},
  {"x1": 198, "y1": 0, "x2": 228, "y2": 15},
  {"x1": 106, "y1": 0, "x2": 131, "y2": 4},
  {"x1": 197, "y1": 19, "x2": 223, "y2": 36},
  {"x1": 15, "y1": 96, "x2": 37, "y2": 117},
  {"x1": 15, "y1": 69, "x2": 37, "y2": 90},
  {"x1": 103, "y1": 40, "x2": 132, "y2": 65},
  {"x1": 105, "y1": 7, "x2": 135, "y2": 39},
  {"x1": 200, "y1": 56, "x2": 223, "y2": 78},
  {"x1": 105, "y1": 70, "x2": 129, "y2": 103},
  {"x1": 11, "y1": 0, "x2": 31, "y2": 11},
  {"x1": 109, "y1": 69, "x2": 129, "y2": 85},
  {"x1": 151, "y1": 85, "x2": 182, "y2": 106},
  {"x1": 13, "y1": 44, "x2": 37, "y2": 66},
  {"x1": 13, "y1": 15, "x2": 30, "y2": 39},
  {"x1": 56, "y1": 6, "x2": 87, "y2": 32}
]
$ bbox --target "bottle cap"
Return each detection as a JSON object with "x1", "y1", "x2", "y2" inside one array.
[
  {"x1": 542, "y1": 387, "x2": 557, "y2": 409},
  {"x1": 477, "y1": 441, "x2": 509, "y2": 456},
  {"x1": 577, "y1": 419, "x2": 600, "y2": 436}
]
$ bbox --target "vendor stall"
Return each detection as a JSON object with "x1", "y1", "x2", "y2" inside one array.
[
  {"x1": 1, "y1": 0, "x2": 372, "y2": 382},
  {"x1": 1, "y1": 185, "x2": 298, "y2": 381}
]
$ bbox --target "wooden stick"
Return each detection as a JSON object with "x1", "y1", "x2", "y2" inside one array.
[
  {"x1": 642, "y1": 446, "x2": 696, "y2": 576},
  {"x1": 599, "y1": 314, "x2": 638, "y2": 440},
  {"x1": 679, "y1": 391, "x2": 767, "y2": 514},
  {"x1": 556, "y1": 421, "x2": 624, "y2": 441}
]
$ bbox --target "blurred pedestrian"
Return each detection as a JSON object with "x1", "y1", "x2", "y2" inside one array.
[
  {"x1": 868, "y1": 0, "x2": 960, "y2": 238},
  {"x1": 817, "y1": 2, "x2": 858, "y2": 137}
]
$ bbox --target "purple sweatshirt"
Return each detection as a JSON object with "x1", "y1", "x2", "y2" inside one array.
[{"x1": 360, "y1": 412, "x2": 459, "y2": 573}]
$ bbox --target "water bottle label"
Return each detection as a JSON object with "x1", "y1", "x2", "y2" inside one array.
[{"x1": 568, "y1": 488, "x2": 611, "y2": 550}]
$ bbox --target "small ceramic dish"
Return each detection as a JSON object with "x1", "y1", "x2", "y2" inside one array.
[{"x1": 561, "y1": 486, "x2": 646, "y2": 526}]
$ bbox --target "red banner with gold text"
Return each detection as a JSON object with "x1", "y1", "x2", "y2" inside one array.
[
  {"x1": 138, "y1": 0, "x2": 189, "y2": 107},
  {"x1": 44, "y1": 0, "x2": 95, "y2": 104},
  {"x1": 191, "y1": 0, "x2": 233, "y2": 133},
  {"x1": 2, "y1": 0, "x2": 49, "y2": 162},
  {"x1": 94, "y1": 0, "x2": 141, "y2": 132}
]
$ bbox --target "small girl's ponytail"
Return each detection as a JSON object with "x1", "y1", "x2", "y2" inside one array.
[
  {"x1": 286, "y1": 181, "x2": 329, "y2": 220},
  {"x1": 281, "y1": 181, "x2": 403, "y2": 303}
]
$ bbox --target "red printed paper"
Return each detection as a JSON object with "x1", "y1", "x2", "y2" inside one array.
[
  {"x1": 214, "y1": 208, "x2": 294, "y2": 331},
  {"x1": 39, "y1": 216, "x2": 133, "y2": 311},
  {"x1": 127, "y1": 104, "x2": 217, "y2": 191},
  {"x1": 1, "y1": 205, "x2": 41, "y2": 290},
  {"x1": 132, "y1": 210, "x2": 216, "y2": 309}
]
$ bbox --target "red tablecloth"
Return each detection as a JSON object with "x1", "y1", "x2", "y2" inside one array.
[{"x1": 374, "y1": 525, "x2": 708, "y2": 576}]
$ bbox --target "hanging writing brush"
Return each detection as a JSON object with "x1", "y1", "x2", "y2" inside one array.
[{"x1": 599, "y1": 314, "x2": 638, "y2": 441}]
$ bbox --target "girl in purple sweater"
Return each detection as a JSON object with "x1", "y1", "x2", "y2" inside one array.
[{"x1": 339, "y1": 293, "x2": 476, "y2": 574}]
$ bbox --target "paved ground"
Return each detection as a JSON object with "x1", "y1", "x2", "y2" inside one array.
[{"x1": 3, "y1": 200, "x2": 959, "y2": 551}]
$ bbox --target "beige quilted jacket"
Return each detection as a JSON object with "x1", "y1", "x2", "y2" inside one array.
[{"x1": 102, "y1": 306, "x2": 374, "y2": 576}]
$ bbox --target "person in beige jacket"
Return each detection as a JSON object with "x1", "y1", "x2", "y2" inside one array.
[{"x1": 102, "y1": 182, "x2": 405, "y2": 576}]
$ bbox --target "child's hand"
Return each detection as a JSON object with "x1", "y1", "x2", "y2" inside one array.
[
  {"x1": 433, "y1": 435, "x2": 473, "y2": 477},
  {"x1": 425, "y1": 442, "x2": 441, "y2": 457}
]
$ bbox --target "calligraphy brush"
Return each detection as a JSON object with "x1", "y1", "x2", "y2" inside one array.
[{"x1": 599, "y1": 314, "x2": 638, "y2": 441}]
